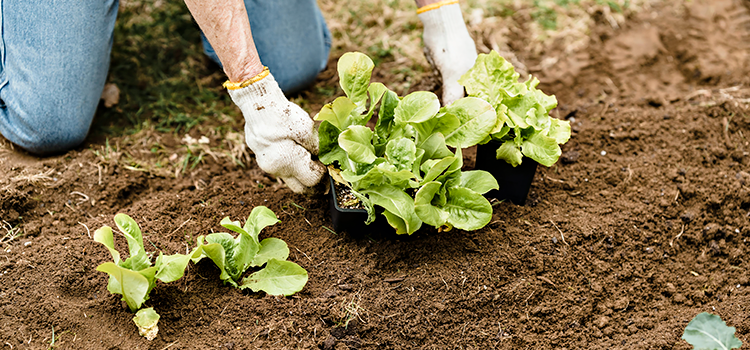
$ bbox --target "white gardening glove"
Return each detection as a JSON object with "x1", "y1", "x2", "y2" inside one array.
[
  {"x1": 226, "y1": 69, "x2": 325, "y2": 193},
  {"x1": 418, "y1": 0, "x2": 478, "y2": 106}
]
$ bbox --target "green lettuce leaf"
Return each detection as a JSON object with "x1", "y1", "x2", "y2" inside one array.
[
  {"x1": 443, "y1": 97, "x2": 497, "y2": 148},
  {"x1": 421, "y1": 157, "x2": 456, "y2": 183},
  {"x1": 318, "y1": 121, "x2": 348, "y2": 166},
  {"x1": 385, "y1": 138, "x2": 417, "y2": 172},
  {"x1": 345, "y1": 163, "x2": 415, "y2": 192},
  {"x1": 418, "y1": 132, "x2": 454, "y2": 160},
  {"x1": 339, "y1": 125, "x2": 377, "y2": 164},
  {"x1": 548, "y1": 118, "x2": 571, "y2": 145},
  {"x1": 154, "y1": 253, "x2": 191, "y2": 283},
  {"x1": 366, "y1": 82, "x2": 388, "y2": 119},
  {"x1": 192, "y1": 209, "x2": 307, "y2": 295},
  {"x1": 96, "y1": 262, "x2": 153, "y2": 312},
  {"x1": 682, "y1": 312, "x2": 742, "y2": 350},
  {"x1": 521, "y1": 132, "x2": 561, "y2": 167},
  {"x1": 394, "y1": 91, "x2": 440, "y2": 124},
  {"x1": 243, "y1": 206, "x2": 281, "y2": 239},
  {"x1": 525, "y1": 76, "x2": 558, "y2": 112},
  {"x1": 459, "y1": 170, "x2": 499, "y2": 194},
  {"x1": 193, "y1": 234, "x2": 237, "y2": 286},
  {"x1": 337, "y1": 52, "x2": 374, "y2": 112},
  {"x1": 457, "y1": 50, "x2": 523, "y2": 107},
  {"x1": 414, "y1": 181, "x2": 449, "y2": 227},
  {"x1": 113, "y1": 214, "x2": 150, "y2": 272},
  {"x1": 362, "y1": 185, "x2": 422, "y2": 235},
  {"x1": 444, "y1": 187, "x2": 494, "y2": 231},
  {"x1": 93, "y1": 226, "x2": 120, "y2": 264},
  {"x1": 495, "y1": 141, "x2": 523, "y2": 167},
  {"x1": 410, "y1": 111, "x2": 460, "y2": 146},
  {"x1": 217, "y1": 219, "x2": 257, "y2": 277},
  {"x1": 240, "y1": 259, "x2": 309, "y2": 296},
  {"x1": 459, "y1": 51, "x2": 568, "y2": 167},
  {"x1": 314, "y1": 97, "x2": 358, "y2": 131},
  {"x1": 374, "y1": 89, "x2": 400, "y2": 142},
  {"x1": 251, "y1": 238, "x2": 290, "y2": 267}
]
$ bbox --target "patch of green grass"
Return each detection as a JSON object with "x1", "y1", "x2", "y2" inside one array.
[
  {"x1": 93, "y1": 0, "x2": 239, "y2": 138},
  {"x1": 532, "y1": 1, "x2": 559, "y2": 30},
  {"x1": 598, "y1": 0, "x2": 626, "y2": 12},
  {"x1": 367, "y1": 43, "x2": 395, "y2": 66}
]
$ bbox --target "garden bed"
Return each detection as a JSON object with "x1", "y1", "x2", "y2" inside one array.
[{"x1": 1, "y1": 0, "x2": 750, "y2": 349}]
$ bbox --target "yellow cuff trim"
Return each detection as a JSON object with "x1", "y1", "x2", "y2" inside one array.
[
  {"x1": 223, "y1": 67, "x2": 270, "y2": 90},
  {"x1": 417, "y1": 0, "x2": 459, "y2": 14}
]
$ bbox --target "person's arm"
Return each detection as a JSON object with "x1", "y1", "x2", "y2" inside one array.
[
  {"x1": 183, "y1": 0, "x2": 262, "y2": 82},
  {"x1": 415, "y1": 0, "x2": 440, "y2": 6},
  {"x1": 183, "y1": 0, "x2": 325, "y2": 193},
  {"x1": 414, "y1": 0, "x2": 478, "y2": 105}
]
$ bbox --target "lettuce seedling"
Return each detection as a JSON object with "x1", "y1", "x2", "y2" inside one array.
[
  {"x1": 190, "y1": 206, "x2": 308, "y2": 296},
  {"x1": 93, "y1": 214, "x2": 193, "y2": 340},
  {"x1": 682, "y1": 312, "x2": 742, "y2": 350},
  {"x1": 316, "y1": 52, "x2": 499, "y2": 234},
  {"x1": 458, "y1": 50, "x2": 571, "y2": 167}
]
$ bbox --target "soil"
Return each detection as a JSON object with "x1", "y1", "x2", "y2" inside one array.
[
  {"x1": 333, "y1": 181, "x2": 366, "y2": 211},
  {"x1": 2, "y1": 0, "x2": 750, "y2": 349}
]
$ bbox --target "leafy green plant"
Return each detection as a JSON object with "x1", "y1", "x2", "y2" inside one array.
[
  {"x1": 458, "y1": 50, "x2": 571, "y2": 167},
  {"x1": 682, "y1": 312, "x2": 742, "y2": 350},
  {"x1": 316, "y1": 52, "x2": 499, "y2": 234},
  {"x1": 93, "y1": 214, "x2": 193, "y2": 340},
  {"x1": 190, "y1": 206, "x2": 309, "y2": 295}
]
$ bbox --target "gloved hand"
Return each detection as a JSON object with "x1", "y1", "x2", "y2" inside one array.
[
  {"x1": 226, "y1": 68, "x2": 325, "y2": 193},
  {"x1": 418, "y1": 0, "x2": 478, "y2": 106}
]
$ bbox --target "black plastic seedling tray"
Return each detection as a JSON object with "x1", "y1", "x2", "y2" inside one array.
[
  {"x1": 475, "y1": 141, "x2": 538, "y2": 205},
  {"x1": 328, "y1": 176, "x2": 390, "y2": 234}
]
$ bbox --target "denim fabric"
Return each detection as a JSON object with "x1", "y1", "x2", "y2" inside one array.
[
  {"x1": 201, "y1": 0, "x2": 332, "y2": 95},
  {"x1": 0, "y1": 0, "x2": 119, "y2": 155}
]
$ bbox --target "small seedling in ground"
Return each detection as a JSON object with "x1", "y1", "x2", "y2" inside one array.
[
  {"x1": 190, "y1": 206, "x2": 308, "y2": 295},
  {"x1": 93, "y1": 214, "x2": 193, "y2": 340},
  {"x1": 93, "y1": 208, "x2": 307, "y2": 340},
  {"x1": 1, "y1": 220, "x2": 23, "y2": 245},
  {"x1": 682, "y1": 312, "x2": 742, "y2": 350}
]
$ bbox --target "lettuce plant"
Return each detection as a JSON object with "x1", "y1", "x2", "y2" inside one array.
[
  {"x1": 94, "y1": 214, "x2": 193, "y2": 340},
  {"x1": 316, "y1": 52, "x2": 499, "y2": 234},
  {"x1": 93, "y1": 208, "x2": 307, "y2": 340},
  {"x1": 190, "y1": 206, "x2": 308, "y2": 296},
  {"x1": 458, "y1": 50, "x2": 571, "y2": 167}
]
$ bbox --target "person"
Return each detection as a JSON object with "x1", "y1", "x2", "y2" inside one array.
[{"x1": 0, "y1": 0, "x2": 478, "y2": 193}]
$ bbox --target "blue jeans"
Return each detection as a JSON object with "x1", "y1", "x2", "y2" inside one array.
[{"x1": 0, "y1": 0, "x2": 331, "y2": 155}]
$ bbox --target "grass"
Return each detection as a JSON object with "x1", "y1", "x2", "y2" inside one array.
[
  {"x1": 338, "y1": 293, "x2": 367, "y2": 329},
  {"x1": 1, "y1": 220, "x2": 23, "y2": 245},
  {"x1": 85, "y1": 0, "x2": 655, "y2": 177}
]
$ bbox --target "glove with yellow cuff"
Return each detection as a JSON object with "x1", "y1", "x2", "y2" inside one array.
[
  {"x1": 225, "y1": 68, "x2": 325, "y2": 194},
  {"x1": 418, "y1": 0, "x2": 478, "y2": 106}
]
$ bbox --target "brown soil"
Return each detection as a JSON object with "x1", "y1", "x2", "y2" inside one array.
[{"x1": 2, "y1": 0, "x2": 750, "y2": 349}]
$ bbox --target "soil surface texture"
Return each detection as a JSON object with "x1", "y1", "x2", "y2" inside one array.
[{"x1": 2, "y1": 0, "x2": 750, "y2": 349}]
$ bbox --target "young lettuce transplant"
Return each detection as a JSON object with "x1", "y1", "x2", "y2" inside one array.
[
  {"x1": 316, "y1": 52, "x2": 499, "y2": 234},
  {"x1": 458, "y1": 50, "x2": 571, "y2": 167},
  {"x1": 93, "y1": 208, "x2": 307, "y2": 340},
  {"x1": 94, "y1": 213, "x2": 193, "y2": 340},
  {"x1": 190, "y1": 206, "x2": 308, "y2": 296}
]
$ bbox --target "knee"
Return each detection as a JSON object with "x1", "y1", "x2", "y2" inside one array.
[
  {"x1": 275, "y1": 63, "x2": 322, "y2": 95},
  {"x1": 1, "y1": 102, "x2": 92, "y2": 156}
]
